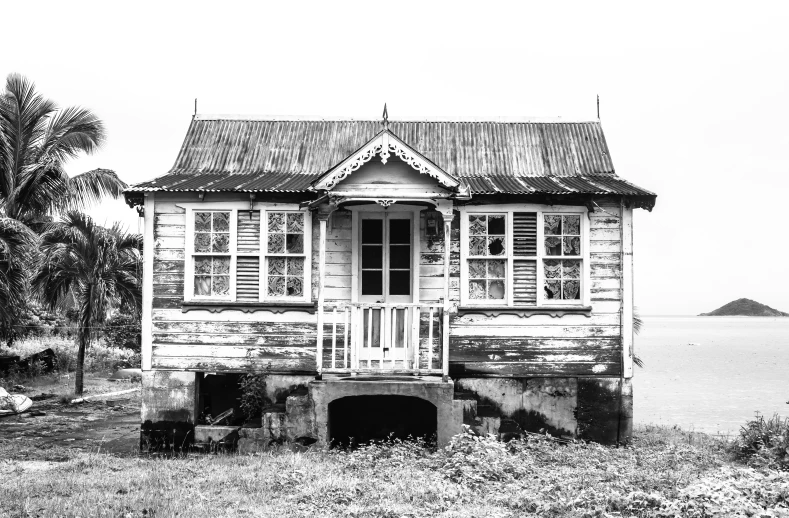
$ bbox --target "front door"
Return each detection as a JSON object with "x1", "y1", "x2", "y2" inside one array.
[{"x1": 358, "y1": 212, "x2": 413, "y2": 366}]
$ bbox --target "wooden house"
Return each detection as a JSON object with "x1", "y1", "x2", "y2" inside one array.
[{"x1": 124, "y1": 112, "x2": 656, "y2": 450}]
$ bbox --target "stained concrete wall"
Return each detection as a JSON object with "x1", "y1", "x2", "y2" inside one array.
[
  {"x1": 456, "y1": 376, "x2": 632, "y2": 444},
  {"x1": 140, "y1": 371, "x2": 198, "y2": 451}
]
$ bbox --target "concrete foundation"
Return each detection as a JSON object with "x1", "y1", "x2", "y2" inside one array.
[{"x1": 139, "y1": 370, "x2": 632, "y2": 450}]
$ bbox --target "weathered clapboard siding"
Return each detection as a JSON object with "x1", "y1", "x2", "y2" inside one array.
[
  {"x1": 448, "y1": 204, "x2": 623, "y2": 377},
  {"x1": 148, "y1": 195, "x2": 319, "y2": 373},
  {"x1": 323, "y1": 212, "x2": 352, "y2": 302}
]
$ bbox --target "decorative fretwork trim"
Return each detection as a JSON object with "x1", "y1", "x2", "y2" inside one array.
[{"x1": 316, "y1": 131, "x2": 459, "y2": 191}]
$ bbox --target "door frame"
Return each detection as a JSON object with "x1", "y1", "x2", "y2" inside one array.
[{"x1": 350, "y1": 204, "x2": 424, "y2": 304}]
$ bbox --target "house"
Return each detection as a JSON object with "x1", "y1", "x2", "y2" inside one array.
[{"x1": 124, "y1": 111, "x2": 656, "y2": 450}]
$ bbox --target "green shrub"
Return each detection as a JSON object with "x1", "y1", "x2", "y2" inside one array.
[
  {"x1": 733, "y1": 413, "x2": 789, "y2": 470},
  {"x1": 102, "y1": 313, "x2": 141, "y2": 351},
  {"x1": 239, "y1": 374, "x2": 268, "y2": 419}
]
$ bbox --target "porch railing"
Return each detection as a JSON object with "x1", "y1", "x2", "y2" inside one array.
[{"x1": 317, "y1": 302, "x2": 447, "y2": 377}]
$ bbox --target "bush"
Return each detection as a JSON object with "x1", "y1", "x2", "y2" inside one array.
[
  {"x1": 4, "y1": 336, "x2": 140, "y2": 376},
  {"x1": 102, "y1": 313, "x2": 141, "y2": 351},
  {"x1": 239, "y1": 374, "x2": 268, "y2": 419},
  {"x1": 733, "y1": 413, "x2": 789, "y2": 471}
]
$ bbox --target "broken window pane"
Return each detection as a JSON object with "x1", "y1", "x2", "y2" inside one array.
[
  {"x1": 488, "y1": 215, "x2": 505, "y2": 235},
  {"x1": 488, "y1": 237, "x2": 505, "y2": 256},
  {"x1": 286, "y1": 233, "x2": 303, "y2": 253},
  {"x1": 287, "y1": 277, "x2": 303, "y2": 297}
]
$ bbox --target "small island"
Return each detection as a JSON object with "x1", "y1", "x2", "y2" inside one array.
[{"x1": 699, "y1": 298, "x2": 789, "y2": 316}]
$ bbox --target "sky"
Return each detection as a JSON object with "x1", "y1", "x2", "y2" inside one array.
[{"x1": 3, "y1": 0, "x2": 788, "y2": 315}]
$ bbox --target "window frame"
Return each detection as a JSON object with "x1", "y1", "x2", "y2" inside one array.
[
  {"x1": 459, "y1": 204, "x2": 590, "y2": 308},
  {"x1": 259, "y1": 205, "x2": 313, "y2": 304},
  {"x1": 184, "y1": 207, "x2": 239, "y2": 302}
]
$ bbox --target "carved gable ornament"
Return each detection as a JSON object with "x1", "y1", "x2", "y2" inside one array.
[{"x1": 312, "y1": 130, "x2": 461, "y2": 191}]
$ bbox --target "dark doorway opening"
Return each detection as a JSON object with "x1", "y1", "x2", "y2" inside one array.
[
  {"x1": 196, "y1": 373, "x2": 244, "y2": 426},
  {"x1": 328, "y1": 395, "x2": 437, "y2": 448}
]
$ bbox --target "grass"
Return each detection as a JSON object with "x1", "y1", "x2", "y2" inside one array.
[{"x1": 1, "y1": 425, "x2": 787, "y2": 518}]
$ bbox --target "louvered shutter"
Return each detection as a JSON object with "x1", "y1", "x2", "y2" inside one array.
[
  {"x1": 237, "y1": 211, "x2": 260, "y2": 301},
  {"x1": 513, "y1": 212, "x2": 537, "y2": 305}
]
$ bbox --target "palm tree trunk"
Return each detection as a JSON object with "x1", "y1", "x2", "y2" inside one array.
[{"x1": 74, "y1": 327, "x2": 89, "y2": 395}]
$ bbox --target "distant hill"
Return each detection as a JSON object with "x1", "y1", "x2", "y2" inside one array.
[{"x1": 699, "y1": 298, "x2": 789, "y2": 316}]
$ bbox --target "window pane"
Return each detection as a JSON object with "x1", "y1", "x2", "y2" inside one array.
[
  {"x1": 563, "y1": 215, "x2": 580, "y2": 235},
  {"x1": 487, "y1": 260, "x2": 506, "y2": 278},
  {"x1": 286, "y1": 213, "x2": 304, "y2": 233},
  {"x1": 268, "y1": 233, "x2": 284, "y2": 253},
  {"x1": 563, "y1": 280, "x2": 580, "y2": 300},
  {"x1": 287, "y1": 257, "x2": 304, "y2": 276},
  {"x1": 469, "y1": 236, "x2": 487, "y2": 256},
  {"x1": 544, "y1": 237, "x2": 562, "y2": 256},
  {"x1": 468, "y1": 260, "x2": 486, "y2": 279},
  {"x1": 488, "y1": 215, "x2": 505, "y2": 235},
  {"x1": 389, "y1": 245, "x2": 410, "y2": 269},
  {"x1": 213, "y1": 212, "x2": 230, "y2": 232},
  {"x1": 488, "y1": 280, "x2": 505, "y2": 299},
  {"x1": 268, "y1": 276, "x2": 285, "y2": 296},
  {"x1": 286, "y1": 233, "x2": 304, "y2": 253},
  {"x1": 195, "y1": 258, "x2": 212, "y2": 274},
  {"x1": 545, "y1": 280, "x2": 561, "y2": 299},
  {"x1": 544, "y1": 215, "x2": 561, "y2": 235},
  {"x1": 563, "y1": 236, "x2": 581, "y2": 256},
  {"x1": 361, "y1": 220, "x2": 383, "y2": 244},
  {"x1": 469, "y1": 280, "x2": 486, "y2": 299},
  {"x1": 544, "y1": 260, "x2": 561, "y2": 279},
  {"x1": 195, "y1": 212, "x2": 211, "y2": 232},
  {"x1": 362, "y1": 246, "x2": 383, "y2": 269},
  {"x1": 287, "y1": 277, "x2": 303, "y2": 297},
  {"x1": 195, "y1": 276, "x2": 211, "y2": 296},
  {"x1": 213, "y1": 276, "x2": 230, "y2": 296},
  {"x1": 213, "y1": 257, "x2": 230, "y2": 275},
  {"x1": 361, "y1": 270, "x2": 383, "y2": 295},
  {"x1": 389, "y1": 219, "x2": 410, "y2": 244},
  {"x1": 468, "y1": 215, "x2": 486, "y2": 235},
  {"x1": 212, "y1": 233, "x2": 230, "y2": 253},
  {"x1": 488, "y1": 237, "x2": 505, "y2": 256},
  {"x1": 268, "y1": 257, "x2": 285, "y2": 276},
  {"x1": 268, "y1": 212, "x2": 285, "y2": 233},
  {"x1": 389, "y1": 271, "x2": 410, "y2": 295},
  {"x1": 195, "y1": 233, "x2": 211, "y2": 252},
  {"x1": 562, "y1": 260, "x2": 581, "y2": 279}
]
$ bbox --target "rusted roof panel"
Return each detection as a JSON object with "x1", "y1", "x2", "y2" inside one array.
[{"x1": 127, "y1": 117, "x2": 655, "y2": 204}]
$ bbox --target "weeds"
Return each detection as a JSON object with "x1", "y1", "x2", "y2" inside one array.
[{"x1": 734, "y1": 412, "x2": 789, "y2": 471}]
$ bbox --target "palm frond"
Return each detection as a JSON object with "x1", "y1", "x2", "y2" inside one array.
[
  {"x1": 39, "y1": 105, "x2": 106, "y2": 162},
  {"x1": 59, "y1": 168, "x2": 126, "y2": 212},
  {"x1": 0, "y1": 217, "x2": 37, "y2": 326}
]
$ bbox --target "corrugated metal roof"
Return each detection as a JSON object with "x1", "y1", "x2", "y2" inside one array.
[{"x1": 127, "y1": 116, "x2": 655, "y2": 203}]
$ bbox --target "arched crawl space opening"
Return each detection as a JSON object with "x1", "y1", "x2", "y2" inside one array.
[{"x1": 329, "y1": 395, "x2": 437, "y2": 447}]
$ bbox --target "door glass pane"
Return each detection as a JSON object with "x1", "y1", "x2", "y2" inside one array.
[
  {"x1": 362, "y1": 271, "x2": 383, "y2": 295},
  {"x1": 389, "y1": 271, "x2": 410, "y2": 295},
  {"x1": 362, "y1": 246, "x2": 383, "y2": 269},
  {"x1": 389, "y1": 244, "x2": 410, "y2": 269},
  {"x1": 362, "y1": 219, "x2": 383, "y2": 244},
  {"x1": 389, "y1": 219, "x2": 410, "y2": 244}
]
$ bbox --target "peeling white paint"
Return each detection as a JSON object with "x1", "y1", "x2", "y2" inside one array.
[{"x1": 592, "y1": 364, "x2": 606, "y2": 373}]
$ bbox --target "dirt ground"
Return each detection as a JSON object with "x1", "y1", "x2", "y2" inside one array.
[{"x1": 0, "y1": 373, "x2": 141, "y2": 461}]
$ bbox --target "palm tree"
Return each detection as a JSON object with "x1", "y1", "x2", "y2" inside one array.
[
  {"x1": 0, "y1": 218, "x2": 36, "y2": 344},
  {"x1": 0, "y1": 73, "x2": 127, "y2": 345},
  {"x1": 33, "y1": 212, "x2": 142, "y2": 395},
  {"x1": 0, "y1": 73, "x2": 126, "y2": 225}
]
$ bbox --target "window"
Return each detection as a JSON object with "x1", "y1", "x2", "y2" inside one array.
[
  {"x1": 543, "y1": 214, "x2": 582, "y2": 301},
  {"x1": 188, "y1": 210, "x2": 236, "y2": 300},
  {"x1": 263, "y1": 211, "x2": 310, "y2": 301},
  {"x1": 467, "y1": 214, "x2": 507, "y2": 301},
  {"x1": 460, "y1": 206, "x2": 587, "y2": 307},
  {"x1": 182, "y1": 203, "x2": 311, "y2": 304}
]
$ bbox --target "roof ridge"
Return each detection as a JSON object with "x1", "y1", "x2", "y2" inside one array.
[{"x1": 193, "y1": 114, "x2": 601, "y2": 124}]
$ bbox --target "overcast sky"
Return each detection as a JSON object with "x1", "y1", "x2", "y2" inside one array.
[{"x1": 4, "y1": 0, "x2": 788, "y2": 315}]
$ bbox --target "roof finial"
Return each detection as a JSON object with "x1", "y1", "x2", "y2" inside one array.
[
  {"x1": 382, "y1": 103, "x2": 389, "y2": 129},
  {"x1": 596, "y1": 94, "x2": 600, "y2": 120}
]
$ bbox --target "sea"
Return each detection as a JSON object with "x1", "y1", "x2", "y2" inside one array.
[{"x1": 634, "y1": 316, "x2": 789, "y2": 435}]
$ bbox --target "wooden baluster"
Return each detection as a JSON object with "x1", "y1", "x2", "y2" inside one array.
[
  {"x1": 367, "y1": 307, "x2": 373, "y2": 369},
  {"x1": 413, "y1": 306, "x2": 420, "y2": 372},
  {"x1": 391, "y1": 307, "x2": 397, "y2": 369},
  {"x1": 343, "y1": 307, "x2": 349, "y2": 370},
  {"x1": 402, "y1": 307, "x2": 409, "y2": 370},
  {"x1": 331, "y1": 308, "x2": 337, "y2": 369},
  {"x1": 379, "y1": 306, "x2": 385, "y2": 369},
  {"x1": 428, "y1": 306, "x2": 434, "y2": 371}
]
